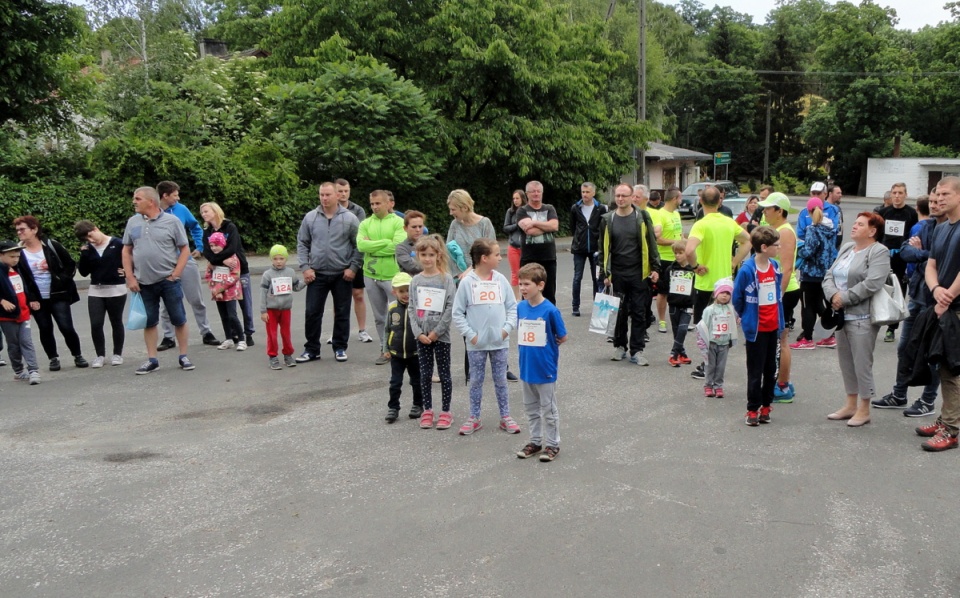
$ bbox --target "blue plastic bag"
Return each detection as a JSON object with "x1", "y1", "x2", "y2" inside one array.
[{"x1": 126, "y1": 292, "x2": 147, "y2": 330}]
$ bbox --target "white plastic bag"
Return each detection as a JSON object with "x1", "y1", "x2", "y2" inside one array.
[{"x1": 589, "y1": 292, "x2": 621, "y2": 336}]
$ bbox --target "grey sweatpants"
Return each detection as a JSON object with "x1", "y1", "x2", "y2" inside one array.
[
  {"x1": 160, "y1": 259, "x2": 212, "y2": 339},
  {"x1": 364, "y1": 276, "x2": 394, "y2": 353},
  {"x1": 706, "y1": 342, "x2": 731, "y2": 388},
  {"x1": 0, "y1": 320, "x2": 38, "y2": 373},
  {"x1": 523, "y1": 381, "x2": 560, "y2": 448}
]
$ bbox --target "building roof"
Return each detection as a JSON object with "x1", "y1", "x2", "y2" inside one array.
[{"x1": 646, "y1": 142, "x2": 711, "y2": 162}]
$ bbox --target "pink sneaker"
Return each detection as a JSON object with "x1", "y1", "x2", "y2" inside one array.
[
  {"x1": 458, "y1": 416, "x2": 482, "y2": 435},
  {"x1": 419, "y1": 409, "x2": 434, "y2": 429},
  {"x1": 704, "y1": 385, "x2": 715, "y2": 398},
  {"x1": 789, "y1": 338, "x2": 816, "y2": 350},
  {"x1": 714, "y1": 387, "x2": 725, "y2": 398},
  {"x1": 499, "y1": 416, "x2": 521, "y2": 434},
  {"x1": 816, "y1": 336, "x2": 837, "y2": 348},
  {"x1": 435, "y1": 411, "x2": 453, "y2": 430}
]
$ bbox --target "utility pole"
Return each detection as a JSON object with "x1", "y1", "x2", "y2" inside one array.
[
  {"x1": 763, "y1": 91, "x2": 772, "y2": 183},
  {"x1": 637, "y1": 0, "x2": 646, "y2": 185}
]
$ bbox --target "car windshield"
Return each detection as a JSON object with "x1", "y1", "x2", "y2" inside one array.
[{"x1": 681, "y1": 184, "x2": 707, "y2": 195}]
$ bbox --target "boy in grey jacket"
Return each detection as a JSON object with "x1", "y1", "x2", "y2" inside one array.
[{"x1": 260, "y1": 245, "x2": 305, "y2": 369}]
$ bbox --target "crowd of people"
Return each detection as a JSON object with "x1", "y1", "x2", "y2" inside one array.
[{"x1": 3, "y1": 175, "x2": 960, "y2": 457}]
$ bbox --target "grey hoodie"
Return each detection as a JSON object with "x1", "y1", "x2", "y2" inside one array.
[
  {"x1": 452, "y1": 270, "x2": 518, "y2": 351},
  {"x1": 260, "y1": 265, "x2": 306, "y2": 312},
  {"x1": 297, "y1": 206, "x2": 363, "y2": 275}
]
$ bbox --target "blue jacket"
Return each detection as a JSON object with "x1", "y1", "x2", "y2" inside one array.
[
  {"x1": 901, "y1": 218, "x2": 936, "y2": 305},
  {"x1": 796, "y1": 223, "x2": 837, "y2": 281},
  {"x1": 164, "y1": 202, "x2": 204, "y2": 251},
  {"x1": 733, "y1": 256, "x2": 784, "y2": 342}
]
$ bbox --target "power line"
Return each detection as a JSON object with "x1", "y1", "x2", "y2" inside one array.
[{"x1": 672, "y1": 67, "x2": 960, "y2": 77}]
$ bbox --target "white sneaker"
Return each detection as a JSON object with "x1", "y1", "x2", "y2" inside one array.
[
  {"x1": 91, "y1": 356, "x2": 105, "y2": 368},
  {"x1": 358, "y1": 330, "x2": 374, "y2": 343},
  {"x1": 218, "y1": 340, "x2": 235, "y2": 350},
  {"x1": 29, "y1": 371, "x2": 40, "y2": 385},
  {"x1": 111, "y1": 355, "x2": 124, "y2": 366},
  {"x1": 236, "y1": 341, "x2": 248, "y2": 351},
  {"x1": 629, "y1": 351, "x2": 649, "y2": 366}
]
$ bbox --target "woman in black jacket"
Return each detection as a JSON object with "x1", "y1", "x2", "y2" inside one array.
[
  {"x1": 199, "y1": 202, "x2": 255, "y2": 345},
  {"x1": 13, "y1": 215, "x2": 88, "y2": 370},
  {"x1": 74, "y1": 220, "x2": 126, "y2": 368}
]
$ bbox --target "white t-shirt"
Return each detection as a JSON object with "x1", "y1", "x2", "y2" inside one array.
[{"x1": 23, "y1": 248, "x2": 51, "y2": 299}]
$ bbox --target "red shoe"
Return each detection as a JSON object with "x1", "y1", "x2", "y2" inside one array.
[
  {"x1": 419, "y1": 409, "x2": 435, "y2": 429},
  {"x1": 704, "y1": 385, "x2": 715, "y2": 398},
  {"x1": 745, "y1": 411, "x2": 759, "y2": 426},
  {"x1": 921, "y1": 429, "x2": 959, "y2": 452},
  {"x1": 759, "y1": 406, "x2": 772, "y2": 424},
  {"x1": 789, "y1": 338, "x2": 816, "y2": 350},
  {"x1": 668, "y1": 355, "x2": 681, "y2": 367},
  {"x1": 678, "y1": 355, "x2": 692, "y2": 365},
  {"x1": 714, "y1": 387, "x2": 724, "y2": 398},
  {"x1": 916, "y1": 422, "x2": 943, "y2": 437},
  {"x1": 816, "y1": 336, "x2": 837, "y2": 348}
]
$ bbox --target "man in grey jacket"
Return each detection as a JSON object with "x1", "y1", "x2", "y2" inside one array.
[{"x1": 296, "y1": 182, "x2": 363, "y2": 363}]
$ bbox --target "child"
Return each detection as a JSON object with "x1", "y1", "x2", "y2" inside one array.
[
  {"x1": 733, "y1": 226, "x2": 785, "y2": 426},
  {"x1": 698, "y1": 278, "x2": 738, "y2": 397},
  {"x1": 452, "y1": 238, "x2": 519, "y2": 435},
  {"x1": 515, "y1": 263, "x2": 567, "y2": 462},
  {"x1": 259, "y1": 244, "x2": 305, "y2": 369},
  {"x1": 205, "y1": 232, "x2": 245, "y2": 351},
  {"x1": 385, "y1": 272, "x2": 424, "y2": 422},
  {"x1": 666, "y1": 239, "x2": 696, "y2": 367},
  {"x1": 0, "y1": 241, "x2": 41, "y2": 384},
  {"x1": 408, "y1": 234, "x2": 457, "y2": 430}
]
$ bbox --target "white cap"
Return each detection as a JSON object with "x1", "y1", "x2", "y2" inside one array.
[{"x1": 810, "y1": 181, "x2": 827, "y2": 194}]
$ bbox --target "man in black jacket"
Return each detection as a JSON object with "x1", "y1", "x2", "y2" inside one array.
[{"x1": 569, "y1": 182, "x2": 606, "y2": 317}]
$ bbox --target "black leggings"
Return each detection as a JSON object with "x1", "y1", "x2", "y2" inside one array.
[
  {"x1": 800, "y1": 279, "x2": 825, "y2": 340},
  {"x1": 33, "y1": 298, "x2": 82, "y2": 359},
  {"x1": 88, "y1": 295, "x2": 126, "y2": 357}
]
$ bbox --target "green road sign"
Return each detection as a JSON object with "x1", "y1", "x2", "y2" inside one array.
[{"x1": 714, "y1": 152, "x2": 731, "y2": 165}]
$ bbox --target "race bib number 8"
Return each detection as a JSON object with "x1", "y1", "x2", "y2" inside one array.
[
  {"x1": 9, "y1": 274, "x2": 23, "y2": 294},
  {"x1": 472, "y1": 281, "x2": 502, "y2": 305},
  {"x1": 212, "y1": 267, "x2": 231, "y2": 283},
  {"x1": 417, "y1": 286, "x2": 446, "y2": 312},
  {"x1": 669, "y1": 273, "x2": 692, "y2": 296},
  {"x1": 759, "y1": 281, "x2": 776, "y2": 306},
  {"x1": 885, "y1": 220, "x2": 905, "y2": 237},
  {"x1": 518, "y1": 320, "x2": 546, "y2": 347},
  {"x1": 271, "y1": 276, "x2": 293, "y2": 295}
]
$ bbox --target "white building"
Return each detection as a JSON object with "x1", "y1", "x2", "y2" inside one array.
[
  {"x1": 644, "y1": 142, "x2": 710, "y2": 191},
  {"x1": 866, "y1": 157, "x2": 960, "y2": 198}
]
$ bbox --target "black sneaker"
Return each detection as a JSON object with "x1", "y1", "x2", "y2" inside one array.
[
  {"x1": 245, "y1": 334, "x2": 255, "y2": 347},
  {"x1": 136, "y1": 361, "x2": 159, "y2": 375},
  {"x1": 872, "y1": 392, "x2": 907, "y2": 409},
  {"x1": 178, "y1": 356, "x2": 195, "y2": 371},
  {"x1": 904, "y1": 400, "x2": 936, "y2": 418},
  {"x1": 49, "y1": 357, "x2": 61, "y2": 372},
  {"x1": 506, "y1": 371, "x2": 519, "y2": 383},
  {"x1": 409, "y1": 405, "x2": 424, "y2": 419},
  {"x1": 572, "y1": 308, "x2": 581, "y2": 317},
  {"x1": 157, "y1": 337, "x2": 176, "y2": 351},
  {"x1": 385, "y1": 408, "x2": 399, "y2": 423},
  {"x1": 295, "y1": 352, "x2": 320, "y2": 363},
  {"x1": 202, "y1": 332, "x2": 221, "y2": 346},
  {"x1": 690, "y1": 364, "x2": 705, "y2": 380},
  {"x1": 74, "y1": 355, "x2": 89, "y2": 368},
  {"x1": 539, "y1": 446, "x2": 560, "y2": 462},
  {"x1": 517, "y1": 443, "x2": 542, "y2": 459}
]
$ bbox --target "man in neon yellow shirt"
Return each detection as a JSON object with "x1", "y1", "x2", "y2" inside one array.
[
  {"x1": 357, "y1": 190, "x2": 406, "y2": 364},
  {"x1": 684, "y1": 186, "x2": 751, "y2": 380},
  {"x1": 654, "y1": 187, "x2": 684, "y2": 333}
]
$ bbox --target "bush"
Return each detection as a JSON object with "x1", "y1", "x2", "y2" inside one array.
[{"x1": 769, "y1": 172, "x2": 808, "y2": 195}]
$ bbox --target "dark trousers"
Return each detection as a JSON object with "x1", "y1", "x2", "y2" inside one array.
[
  {"x1": 238, "y1": 273, "x2": 255, "y2": 337},
  {"x1": 88, "y1": 295, "x2": 126, "y2": 357},
  {"x1": 669, "y1": 305, "x2": 692, "y2": 356},
  {"x1": 388, "y1": 354, "x2": 423, "y2": 410},
  {"x1": 33, "y1": 298, "x2": 82, "y2": 360},
  {"x1": 613, "y1": 275, "x2": 650, "y2": 355},
  {"x1": 572, "y1": 252, "x2": 600, "y2": 309},
  {"x1": 893, "y1": 300, "x2": 940, "y2": 402},
  {"x1": 215, "y1": 300, "x2": 243, "y2": 342},
  {"x1": 800, "y1": 279, "x2": 826, "y2": 340},
  {"x1": 693, "y1": 289, "x2": 712, "y2": 324},
  {"x1": 521, "y1": 258, "x2": 557, "y2": 306},
  {"x1": 746, "y1": 330, "x2": 780, "y2": 411},
  {"x1": 304, "y1": 273, "x2": 352, "y2": 355}
]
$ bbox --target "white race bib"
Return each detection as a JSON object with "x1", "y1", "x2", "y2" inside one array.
[
  {"x1": 669, "y1": 272, "x2": 693, "y2": 296},
  {"x1": 713, "y1": 313, "x2": 731, "y2": 336},
  {"x1": 472, "y1": 280, "x2": 502, "y2": 305},
  {"x1": 518, "y1": 319, "x2": 546, "y2": 347},
  {"x1": 9, "y1": 274, "x2": 23, "y2": 294},
  {"x1": 885, "y1": 220, "x2": 905, "y2": 237},
  {"x1": 417, "y1": 286, "x2": 446, "y2": 312},
  {"x1": 759, "y1": 281, "x2": 777, "y2": 306},
  {"x1": 271, "y1": 276, "x2": 293, "y2": 296},
  {"x1": 211, "y1": 267, "x2": 231, "y2": 283}
]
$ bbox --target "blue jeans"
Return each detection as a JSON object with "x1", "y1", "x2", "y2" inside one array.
[
  {"x1": 303, "y1": 273, "x2": 352, "y2": 355},
  {"x1": 139, "y1": 279, "x2": 186, "y2": 329},
  {"x1": 572, "y1": 252, "x2": 600, "y2": 310},
  {"x1": 893, "y1": 300, "x2": 940, "y2": 403},
  {"x1": 238, "y1": 273, "x2": 255, "y2": 337}
]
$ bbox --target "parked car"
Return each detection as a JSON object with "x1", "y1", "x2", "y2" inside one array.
[{"x1": 679, "y1": 181, "x2": 742, "y2": 217}]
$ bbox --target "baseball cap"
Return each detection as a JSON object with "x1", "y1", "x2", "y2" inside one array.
[
  {"x1": 810, "y1": 182, "x2": 827, "y2": 194},
  {"x1": 391, "y1": 272, "x2": 412, "y2": 288},
  {"x1": 757, "y1": 192, "x2": 799, "y2": 214},
  {"x1": 806, "y1": 198, "x2": 824, "y2": 212},
  {"x1": 0, "y1": 240, "x2": 22, "y2": 253}
]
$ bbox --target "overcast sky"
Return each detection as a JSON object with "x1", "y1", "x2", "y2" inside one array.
[{"x1": 661, "y1": 0, "x2": 953, "y2": 31}]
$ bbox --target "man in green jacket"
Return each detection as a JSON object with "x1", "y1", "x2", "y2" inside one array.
[{"x1": 358, "y1": 189, "x2": 406, "y2": 364}]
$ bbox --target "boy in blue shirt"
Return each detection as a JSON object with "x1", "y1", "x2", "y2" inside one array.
[{"x1": 515, "y1": 263, "x2": 568, "y2": 462}]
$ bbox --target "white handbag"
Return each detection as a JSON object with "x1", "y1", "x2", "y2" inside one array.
[{"x1": 870, "y1": 273, "x2": 908, "y2": 327}]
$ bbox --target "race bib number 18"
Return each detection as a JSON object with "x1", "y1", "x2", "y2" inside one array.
[{"x1": 518, "y1": 320, "x2": 546, "y2": 347}]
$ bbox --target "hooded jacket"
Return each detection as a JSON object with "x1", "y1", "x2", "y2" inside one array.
[{"x1": 733, "y1": 255, "x2": 784, "y2": 342}]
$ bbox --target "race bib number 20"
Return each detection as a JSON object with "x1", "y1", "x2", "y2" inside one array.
[{"x1": 472, "y1": 281, "x2": 502, "y2": 305}]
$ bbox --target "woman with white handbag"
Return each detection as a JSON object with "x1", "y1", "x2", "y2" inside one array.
[{"x1": 821, "y1": 212, "x2": 892, "y2": 427}]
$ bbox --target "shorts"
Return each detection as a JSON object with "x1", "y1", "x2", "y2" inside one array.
[
  {"x1": 782, "y1": 288, "x2": 801, "y2": 322},
  {"x1": 352, "y1": 275, "x2": 365, "y2": 290},
  {"x1": 139, "y1": 279, "x2": 186, "y2": 328},
  {"x1": 656, "y1": 260, "x2": 675, "y2": 295}
]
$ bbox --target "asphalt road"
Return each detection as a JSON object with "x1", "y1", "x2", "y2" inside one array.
[{"x1": 3, "y1": 196, "x2": 956, "y2": 597}]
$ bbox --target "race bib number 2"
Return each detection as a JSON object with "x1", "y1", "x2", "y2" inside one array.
[
  {"x1": 518, "y1": 320, "x2": 546, "y2": 347},
  {"x1": 417, "y1": 286, "x2": 446, "y2": 312}
]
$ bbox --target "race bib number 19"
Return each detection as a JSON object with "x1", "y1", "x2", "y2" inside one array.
[
  {"x1": 713, "y1": 313, "x2": 731, "y2": 335},
  {"x1": 472, "y1": 281, "x2": 502, "y2": 305},
  {"x1": 518, "y1": 320, "x2": 546, "y2": 347}
]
